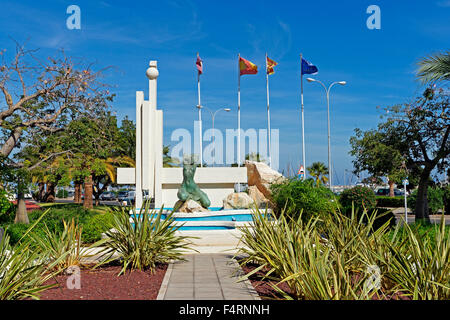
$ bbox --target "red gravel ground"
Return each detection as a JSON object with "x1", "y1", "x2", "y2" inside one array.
[
  {"x1": 38, "y1": 263, "x2": 167, "y2": 300},
  {"x1": 241, "y1": 263, "x2": 293, "y2": 300}
]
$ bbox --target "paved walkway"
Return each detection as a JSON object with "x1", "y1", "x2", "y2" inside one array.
[{"x1": 157, "y1": 254, "x2": 260, "y2": 300}]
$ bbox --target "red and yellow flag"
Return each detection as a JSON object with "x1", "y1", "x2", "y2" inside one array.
[
  {"x1": 196, "y1": 54, "x2": 203, "y2": 75},
  {"x1": 266, "y1": 56, "x2": 277, "y2": 75},
  {"x1": 239, "y1": 56, "x2": 258, "y2": 76}
]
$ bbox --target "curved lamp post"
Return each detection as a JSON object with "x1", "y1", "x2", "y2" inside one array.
[
  {"x1": 306, "y1": 78, "x2": 346, "y2": 190},
  {"x1": 196, "y1": 106, "x2": 231, "y2": 166}
]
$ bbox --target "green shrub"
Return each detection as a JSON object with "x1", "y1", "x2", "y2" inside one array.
[
  {"x1": 5, "y1": 223, "x2": 33, "y2": 245},
  {"x1": 385, "y1": 217, "x2": 450, "y2": 299},
  {"x1": 56, "y1": 189, "x2": 69, "y2": 198},
  {"x1": 339, "y1": 186, "x2": 377, "y2": 214},
  {"x1": 408, "y1": 187, "x2": 445, "y2": 215},
  {"x1": 387, "y1": 220, "x2": 449, "y2": 248},
  {"x1": 82, "y1": 212, "x2": 115, "y2": 243},
  {"x1": 442, "y1": 186, "x2": 450, "y2": 215},
  {"x1": 270, "y1": 178, "x2": 338, "y2": 221},
  {"x1": 376, "y1": 196, "x2": 404, "y2": 208},
  {"x1": 4, "y1": 204, "x2": 103, "y2": 246},
  {"x1": 0, "y1": 189, "x2": 14, "y2": 224},
  {"x1": 0, "y1": 210, "x2": 63, "y2": 300}
]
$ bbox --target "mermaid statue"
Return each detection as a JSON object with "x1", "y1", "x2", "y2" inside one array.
[{"x1": 176, "y1": 155, "x2": 210, "y2": 209}]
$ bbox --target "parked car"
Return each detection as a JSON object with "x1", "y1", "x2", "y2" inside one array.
[
  {"x1": 99, "y1": 192, "x2": 116, "y2": 201},
  {"x1": 24, "y1": 192, "x2": 33, "y2": 199},
  {"x1": 143, "y1": 190, "x2": 151, "y2": 201},
  {"x1": 118, "y1": 191, "x2": 135, "y2": 205},
  {"x1": 376, "y1": 188, "x2": 404, "y2": 196}
]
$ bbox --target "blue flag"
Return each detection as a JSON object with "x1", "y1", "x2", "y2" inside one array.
[{"x1": 301, "y1": 58, "x2": 318, "y2": 75}]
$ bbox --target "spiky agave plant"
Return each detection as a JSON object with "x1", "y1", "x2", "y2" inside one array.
[
  {"x1": 382, "y1": 215, "x2": 450, "y2": 300},
  {"x1": 0, "y1": 209, "x2": 64, "y2": 300},
  {"x1": 236, "y1": 207, "x2": 332, "y2": 299},
  {"x1": 30, "y1": 218, "x2": 98, "y2": 272},
  {"x1": 96, "y1": 201, "x2": 196, "y2": 275},
  {"x1": 237, "y1": 206, "x2": 395, "y2": 300}
]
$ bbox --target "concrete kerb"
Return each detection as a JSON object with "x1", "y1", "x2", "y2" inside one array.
[{"x1": 156, "y1": 259, "x2": 174, "y2": 300}]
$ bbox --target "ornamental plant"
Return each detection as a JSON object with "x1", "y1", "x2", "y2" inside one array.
[
  {"x1": 0, "y1": 189, "x2": 14, "y2": 223},
  {"x1": 407, "y1": 187, "x2": 445, "y2": 215},
  {"x1": 270, "y1": 178, "x2": 338, "y2": 222},
  {"x1": 95, "y1": 202, "x2": 195, "y2": 275},
  {"x1": 339, "y1": 186, "x2": 377, "y2": 214}
]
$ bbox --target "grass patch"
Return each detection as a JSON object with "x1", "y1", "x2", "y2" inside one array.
[{"x1": 1, "y1": 203, "x2": 119, "y2": 245}]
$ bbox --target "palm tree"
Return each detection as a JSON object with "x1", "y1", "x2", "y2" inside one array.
[
  {"x1": 307, "y1": 162, "x2": 329, "y2": 187},
  {"x1": 91, "y1": 155, "x2": 135, "y2": 206},
  {"x1": 417, "y1": 51, "x2": 450, "y2": 84},
  {"x1": 163, "y1": 145, "x2": 180, "y2": 168}
]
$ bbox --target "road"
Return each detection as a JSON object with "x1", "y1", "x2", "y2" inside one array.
[
  {"x1": 54, "y1": 199, "x2": 125, "y2": 206},
  {"x1": 394, "y1": 213, "x2": 450, "y2": 225}
]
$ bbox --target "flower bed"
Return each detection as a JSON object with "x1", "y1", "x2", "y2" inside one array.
[{"x1": 38, "y1": 263, "x2": 167, "y2": 300}]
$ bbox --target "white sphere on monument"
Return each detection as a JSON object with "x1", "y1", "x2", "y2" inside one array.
[{"x1": 146, "y1": 61, "x2": 159, "y2": 80}]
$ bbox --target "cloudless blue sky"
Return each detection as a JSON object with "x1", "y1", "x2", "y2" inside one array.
[{"x1": 1, "y1": 0, "x2": 449, "y2": 183}]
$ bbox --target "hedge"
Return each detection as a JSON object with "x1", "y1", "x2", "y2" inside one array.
[{"x1": 376, "y1": 196, "x2": 404, "y2": 208}]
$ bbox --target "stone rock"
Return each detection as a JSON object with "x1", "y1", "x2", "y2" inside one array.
[
  {"x1": 245, "y1": 160, "x2": 285, "y2": 200},
  {"x1": 174, "y1": 199, "x2": 209, "y2": 213},
  {"x1": 223, "y1": 192, "x2": 254, "y2": 210},
  {"x1": 248, "y1": 185, "x2": 272, "y2": 209}
]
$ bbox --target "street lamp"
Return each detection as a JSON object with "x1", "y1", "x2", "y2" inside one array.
[
  {"x1": 306, "y1": 78, "x2": 346, "y2": 190},
  {"x1": 196, "y1": 106, "x2": 231, "y2": 166}
]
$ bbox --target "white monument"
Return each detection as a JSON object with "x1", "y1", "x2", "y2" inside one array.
[{"x1": 117, "y1": 61, "x2": 247, "y2": 210}]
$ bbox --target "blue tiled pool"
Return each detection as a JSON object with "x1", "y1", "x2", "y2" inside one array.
[
  {"x1": 131, "y1": 209, "x2": 270, "y2": 231},
  {"x1": 176, "y1": 225, "x2": 235, "y2": 231},
  {"x1": 160, "y1": 213, "x2": 254, "y2": 222}
]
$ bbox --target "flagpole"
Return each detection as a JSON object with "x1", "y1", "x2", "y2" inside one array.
[
  {"x1": 238, "y1": 53, "x2": 241, "y2": 169},
  {"x1": 300, "y1": 53, "x2": 306, "y2": 180},
  {"x1": 197, "y1": 53, "x2": 203, "y2": 167},
  {"x1": 266, "y1": 53, "x2": 271, "y2": 168},
  {"x1": 237, "y1": 54, "x2": 241, "y2": 193}
]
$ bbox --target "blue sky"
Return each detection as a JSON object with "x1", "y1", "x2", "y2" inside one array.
[{"x1": 1, "y1": 0, "x2": 449, "y2": 183}]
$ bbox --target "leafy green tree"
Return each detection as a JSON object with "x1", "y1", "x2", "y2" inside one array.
[
  {"x1": 117, "y1": 116, "x2": 136, "y2": 161},
  {"x1": 18, "y1": 112, "x2": 126, "y2": 210},
  {"x1": 0, "y1": 42, "x2": 113, "y2": 222},
  {"x1": 163, "y1": 145, "x2": 180, "y2": 168},
  {"x1": 62, "y1": 113, "x2": 122, "y2": 209},
  {"x1": 349, "y1": 129, "x2": 407, "y2": 197},
  {"x1": 307, "y1": 161, "x2": 329, "y2": 187},
  {"x1": 352, "y1": 88, "x2": 449, "y2": 223}
]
